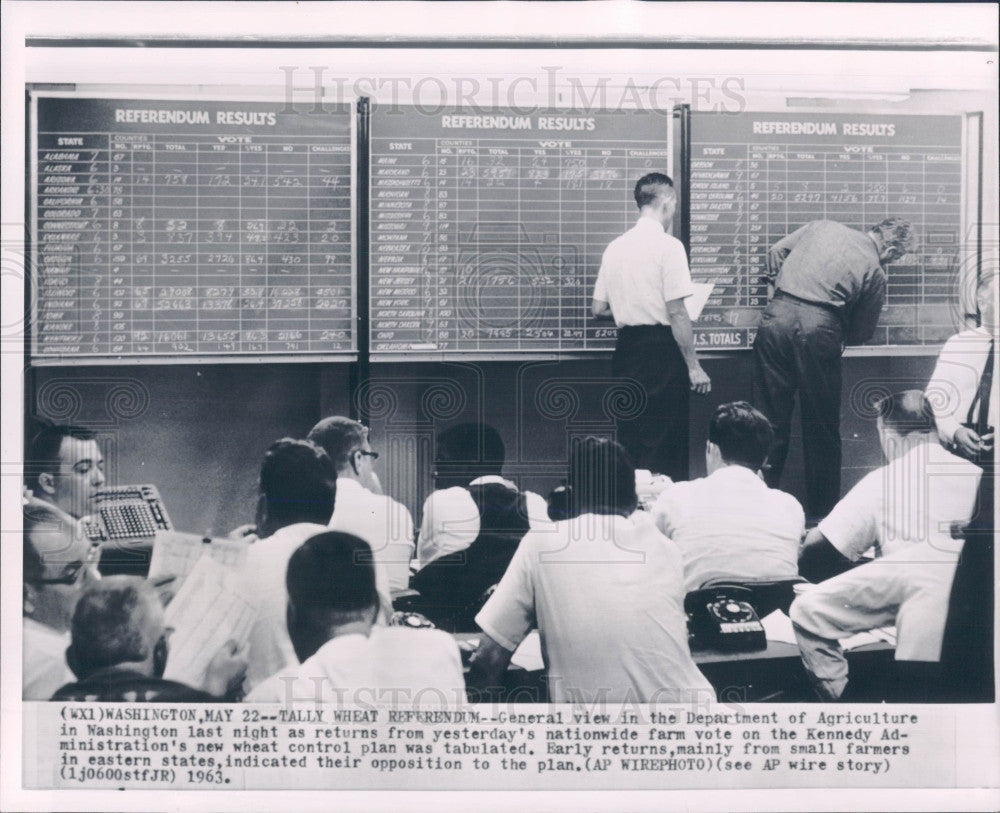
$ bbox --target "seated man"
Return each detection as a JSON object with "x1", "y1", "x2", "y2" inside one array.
[
  {"x1": 651, "y1": 401, "x2": 804, "y2": 592},
  {"x1": 308, "y1": 416, "x2": 415, "y2": 593},
  {"x1": 413, "y1": 423, "x2": 550, "y2": 630},
  {"x1": 246, "y1": 532, "x2": 465, "y2": 704},
  {"x1": 791, "y1": 390, "x2": 982, "y2": 701},
  {"x1": 25, "y1": 421, "x2": 105, "y2": 521},
  {"x1": 470, "y1": 437, "x2": 715, "y2": 705},
  {"x1": 236, "y1": 438, "x2": 356, "y2": 692},
  {"x1": 23, "y1": 503, "x2": 100, "y2": 700},
  {"x1": 53, "y1": 576, "x2": 246, "y2": 702}
]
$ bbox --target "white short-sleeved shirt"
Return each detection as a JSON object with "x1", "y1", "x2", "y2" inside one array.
[
  {"x1": 928, "y1": 327, "x2": 997, "y2": 444},
  {"x1": 593, "y1": 217, "x2": 695, "y2": 327},
  {"x1": 416, "y1": 477, "x2": 551, "y2": 569},
  {"x1": 818, "y1": 441, "x2": 981, "y2": 561},
  {"x1": 236, "y1": 522, "x2": 331, "y2": 692},
  {"x1": 246, "y1": 626, "x2": 465, "y2": 705},
  {"x1": 329, "y1": 478, "x2": 415, "y2": 593},
  {"x1": 475, "y1": 513, "x2": 714, "y2": 705},
  {"x1": 651, "y1": 465, "x2": 805, "y2": 592}
]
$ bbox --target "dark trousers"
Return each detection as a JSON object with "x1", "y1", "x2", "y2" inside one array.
[
  {"x1": 937, "y1": 456, "x2": 994, "y2": 702},
  {"x1": 612, "y1": 325, "x2": 689, "y2": 481},
  {"x1": 752, "y1": 294, "x2": 843, "y2": 520}
]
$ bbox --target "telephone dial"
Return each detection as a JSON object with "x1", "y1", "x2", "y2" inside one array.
[{"x1": 684, "y1": 585, "x2": 767, "y2": 652}]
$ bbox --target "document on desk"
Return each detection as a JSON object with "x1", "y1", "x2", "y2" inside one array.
[
  {"x1": 162, "y1": 555, "x2": 255, "y2": 689},
  {"x1": 761, "y1": 610, "x2": 896, "y2": 649}
]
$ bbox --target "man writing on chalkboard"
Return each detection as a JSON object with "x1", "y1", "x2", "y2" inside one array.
[
  {"x1": 592, "y1": 172, "x2": 711, "y2": 482},
  {"x1": 752, "y1": 217, "x2": 916, "y2": 521}
]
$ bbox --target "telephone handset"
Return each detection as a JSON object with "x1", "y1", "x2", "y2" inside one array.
[
  {"x1": 684, "y1": 585, "x2": 766, "y2": 652},
  {"x1": 81, "y1": 485, "x2": 172, "y2": 542}
]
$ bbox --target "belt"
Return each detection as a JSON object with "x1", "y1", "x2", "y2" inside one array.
[
  {"x1": 773, "y1": 290, "x2": 842, "y2": 317},
  {"x1": 618, "y1": 324, "x2": 673, "y2": 333}
]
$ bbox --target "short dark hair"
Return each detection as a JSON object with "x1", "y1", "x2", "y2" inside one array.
[
  {"x1": 709, "y1": 401, "x2": 774, "y2": 471},
  {"x1": 26, "y1": 420, "x2": 97, "y2": 491},
  {"x1": 69, "y1": 577, "x2": 159, "y2": 677},
  {"x1": 876, "y1": 390, "x2": 936, "y2": 436},
  {"x1": 286, "y1": 531, "x2": 378, "y2": 627},
  {"x1": 568, "y1": 437, "x2": 637, "y2": 516},
  {"x1": 259, "y1": 438, "x2": 336, "y2": 527},
  {"x1": 307, "y1": 416, "x2": 368, "y2": 471},
  {"x1": 634, "y1": 172, "x2": 674, "y2": 209},
  {"x1": 435, "y1": 423, "x2": 505, "y2": 480}
]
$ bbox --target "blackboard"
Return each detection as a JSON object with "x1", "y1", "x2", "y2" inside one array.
[
  {"x1": 685, "y1": 112, "x2": 965, "y2": 349},
  {"x1": 368, "y1": 106, "x2": 671, "y2": 355},
  {"x1": 30, "y1": 94, "x2": 355, "y2": 361}
]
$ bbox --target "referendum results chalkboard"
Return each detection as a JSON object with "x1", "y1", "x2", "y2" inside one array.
[
  {"x1": 30, "y1": 94, "x2": 355, "y2": 361},
  {"x1": 29, "y1": 95, "x2": 969, "y2": 363},
  {"x1": 369, "y1": 106, "x2": 671, "y2": 355},
  {"x1": 684, "y1": 112, "x2": 965, "y2": 349}
]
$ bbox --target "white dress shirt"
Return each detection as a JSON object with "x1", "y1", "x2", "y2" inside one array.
[
  {"x1": 246, "y1": 626, "x2": 465, "y2": 705},
  {"x1": 651, "y1": 464, "x2": 805, "y2": 592},
  {"x1": 476, "y1": 513, "x2": 714, "y2": 705},
  {"x1": 236, "y1": 522, "x2": 330, "y2": 692},
  {"x1": 818, "y1": 441, "x2": 981, "y2": 561},
  {"x1": 329, "y1": 477, "x2": 415, "y2": 592},
  {"x1": 416, "y1": 476, "x2": 550, "y2": 569},
  {"x1": 928, "y1": 327, "x2": 997, "y2": 443},
  {"x1": 592, "y1": 217, "x2": 695, "y2": 327}
]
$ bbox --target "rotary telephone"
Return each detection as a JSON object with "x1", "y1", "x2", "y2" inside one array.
[{"x1": 684, "y1": 585, "x2": 767, "y2": 652}]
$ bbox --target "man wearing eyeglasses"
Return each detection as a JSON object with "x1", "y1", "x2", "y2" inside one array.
[
  {"x1": 23, "y1": 502, "x2": 101, "y2": 700},
  {"x1": 308, "y1": 416, "x2": 415, "y2": 593},
  {"x1": 752, "y1": 217, "x2": 916, "y2": 521}
]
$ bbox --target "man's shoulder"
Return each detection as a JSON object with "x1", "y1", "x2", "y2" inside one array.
[
  {"x1": 373, "y1": 627, "x2": 460, "y2": 659},
  {"x1": 251, "y1": 523, "x2": 327, "y2": 556},
  {"x1": 942, "y1": 327, "x2": 992, "y2": 350}
]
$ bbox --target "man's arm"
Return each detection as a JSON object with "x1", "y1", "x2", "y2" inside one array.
[
  {"x1": 843, "y1": 269, "x2": 886, "y2": 345},
  {"x1": 466, "y1": 633, "x2": 515, "y2": 696},
  {"x1": 591, "y1": 297, "x2": 613, "y2": 320},
  {"x1": 665, "y1": 298, "x2": 711, "y2": 394},
  {"x1": 799, "y1": 527, "x2": 857, "y2": 583}
]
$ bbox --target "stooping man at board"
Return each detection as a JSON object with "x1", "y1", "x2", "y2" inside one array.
[
  {"x1": 591, "y1": 172, "x2": 711, "y2": 482},
  {"x1": 752, "y1": 217, "x2": 916, "y2": 521}
]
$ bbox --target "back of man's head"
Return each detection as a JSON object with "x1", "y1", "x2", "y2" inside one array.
[
  {"x1": 68, "y1": 576, "x2": 163, "y2": 679},
  {"x1": 871, "y1": 217, "x2": 916, "y2": 258},
  {"x1": 26, "y1": 420, "x2": 97, "y2": 494},
  {"x1": 568, "y1": 437, "x2": 637, "y2": 516},
  {"x1": 285, "y1": 532, "x2": 378, "y2": 659},
  {"x1": 307, "y1": 416, "x2": 368, "y2": 472},
  {"x1": 434, "y1": 423, "x2": 505, "y2": 486},
  {"x1": 634, "y1": 172, "x2": 674, "y2": 209},
  {"x1": 876, "y1": 389, "x2": 936, "y2": 437},
  {"x1": 709, "y1": 401, "x2": 774, "y2": 471},
  {"x1": 259, "y1": 438, "x2": 336, "y2": 533}
]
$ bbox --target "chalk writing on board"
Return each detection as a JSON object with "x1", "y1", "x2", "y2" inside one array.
[{"x1": 31, "y1": 96, "x2": 355, "y2": 360}]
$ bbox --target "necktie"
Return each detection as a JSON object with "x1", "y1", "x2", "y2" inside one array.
[{"x1": 966, "y1": 339, "x2": 994, "y2": 435}]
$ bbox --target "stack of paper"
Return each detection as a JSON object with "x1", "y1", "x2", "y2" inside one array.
[{"x1": 162, "y1": 555, "x2": 255, "y2": 690}]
